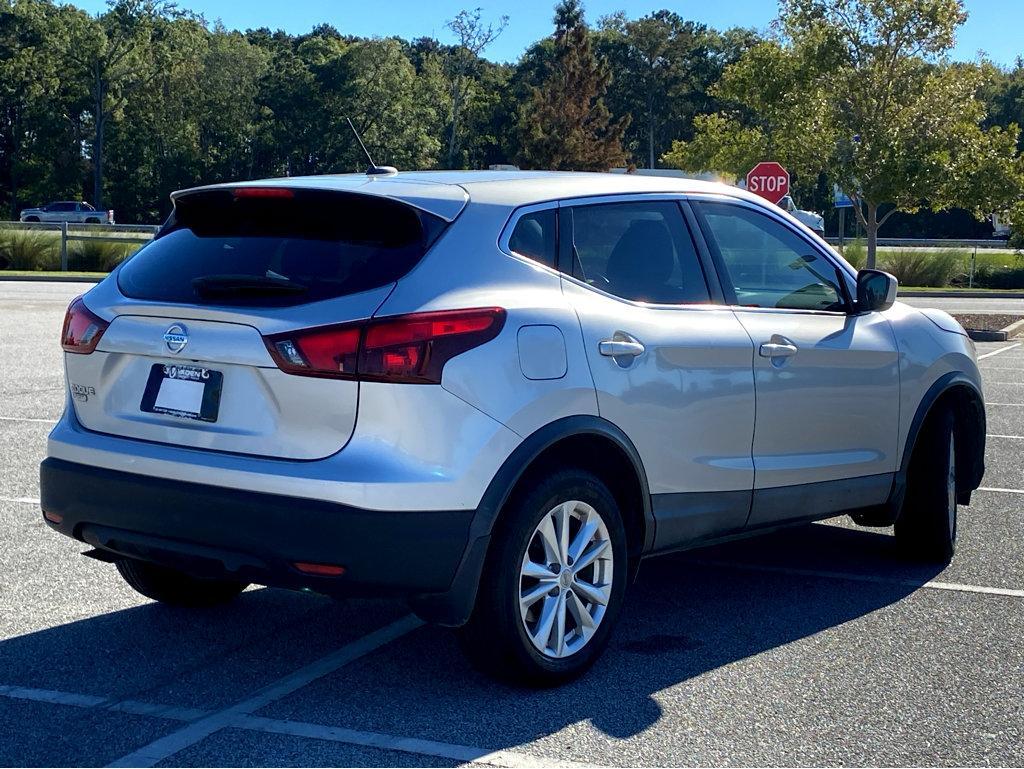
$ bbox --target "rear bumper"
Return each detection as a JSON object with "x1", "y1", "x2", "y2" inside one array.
[{"x1": 40, "y1": 457, "x2": 486, "y2": 622}]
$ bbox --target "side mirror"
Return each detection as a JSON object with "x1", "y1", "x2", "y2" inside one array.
[{"x1": 856, "y1": 269, "x2": 898, "y2": 312}]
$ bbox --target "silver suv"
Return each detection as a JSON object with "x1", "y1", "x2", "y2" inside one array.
[{"x1": 41, "y1": 171, "x2": 986, "y2": 684}]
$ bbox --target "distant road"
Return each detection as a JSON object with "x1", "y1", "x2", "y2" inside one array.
[{"x1": 901, "y1": 295, "x2": 1024, "y2": 314}]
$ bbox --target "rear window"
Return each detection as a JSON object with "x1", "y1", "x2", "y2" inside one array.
[{"x1": 117, "y1": 188, "x2": 448, "y2": 306}]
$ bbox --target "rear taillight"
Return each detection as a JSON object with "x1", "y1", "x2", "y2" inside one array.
[
  {"x1": 264, "y1": 308, "x2": 505, "y2": 384},
  {"x1": 61, "y1": 296, "x2": 109, "y2": 354}
]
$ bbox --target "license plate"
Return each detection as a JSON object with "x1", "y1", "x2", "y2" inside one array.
[{"x1": 141, "y1": 364, "x2": 223, "y2": 422}]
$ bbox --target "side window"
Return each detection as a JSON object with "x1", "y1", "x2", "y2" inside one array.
[
  {"x1": 50, "y1": 202, "x2": 74, "y2": 212},
  {"x1": 696, "y1": 201, "x2": 846, "y2": 312},
  {"x1": 508, "y1": 209, "x2": 557, "y2": 269},
  {"x1": 569, "y1": 201, "x2": 710, "y2": 305}
]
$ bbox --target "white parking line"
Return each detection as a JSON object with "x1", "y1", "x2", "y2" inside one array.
[
  {"x1": 238, "y1": 714, "x2": 591, "y2": 769},
  {"x1": 687, "y1": 559, "x2": 1024, "y2": 598},
  {"x1": 0, "y1": 684, "x2": 586, "y2": 769},
  {"x1": 988, "y1": 434, "x2": 1024, "y2": 440},
  {"x1": 0, "y1": 416, "x2": 57, "y2": 424},
  {"x1": 983, "y1": 402, "x2": 1022, "y2": 407},
  {"x1": 107, "y1": 614, "x2": 425, "y2": 768},
  {"x1": 0, "y1": 496, "x2": 40, "y2": 505},
  {"x1": 978, "y1": 342, "x2": 1022, "y2": 360},
  {"x1": 978, "y1": 486, "x2": 1024, "y2": 495}
]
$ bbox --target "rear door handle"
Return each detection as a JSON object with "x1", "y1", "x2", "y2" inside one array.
[
  {"x1": 759, "y1": 339, "x2": 798, "y2": 358},
  {"x1": 599, "y1": 335, "x2": 645, "y2": 358}
]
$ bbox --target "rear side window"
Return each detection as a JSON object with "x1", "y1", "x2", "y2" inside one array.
[
  {"x1": 508, "y1": 209, "x2": 557, "y2": 268},
  {"x1": 568, "y1": 201, "x2": 710, "y2": 305},
  {"x1": 118, "y1": 189, "x2": 447, "y2": 306}
]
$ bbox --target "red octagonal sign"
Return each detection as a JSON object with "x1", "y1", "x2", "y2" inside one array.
[{"x1": 746, "y1": 161, "x2": 790, "y2": 205}]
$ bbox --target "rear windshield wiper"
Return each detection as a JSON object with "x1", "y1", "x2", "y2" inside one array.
[{"x1": 192, "y1": 274, "x2": 308, "y2": 297}]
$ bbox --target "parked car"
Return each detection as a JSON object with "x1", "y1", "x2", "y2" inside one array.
[
  {"x1": 40, "y1": 171, "x2": 985, "y2": 685},
  {"x1": 777, "y1": 194, "x2": 825, "y2": 236},
  {"x1": 19, "y1": 201, "x2": 114, "y2": 224}
]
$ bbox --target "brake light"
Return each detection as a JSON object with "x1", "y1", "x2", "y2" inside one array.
[
  {"x1": 61, "y1": 297, "x2": 109, "y2": 354},
  {"x1": 264, "y1": 308, "x2": 505, "y2": 384},
  {"x1": 233, "y1": 187, "x2": 294, "y2": 199}
]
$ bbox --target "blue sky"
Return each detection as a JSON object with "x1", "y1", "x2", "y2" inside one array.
[{"x1": 67, "y1": 0, "x2": 1022, "y2": 66}]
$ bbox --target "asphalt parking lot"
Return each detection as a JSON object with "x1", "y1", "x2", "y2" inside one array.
[{"x1": 1, "y1": 281, "x2": 1022, "y2": 767}]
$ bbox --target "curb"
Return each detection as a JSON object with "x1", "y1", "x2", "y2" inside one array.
[{"x1": 967, "y1": 329, "x2": 1009, "y2": 342}]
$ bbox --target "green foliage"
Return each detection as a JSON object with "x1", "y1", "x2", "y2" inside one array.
[
  {"x1": 0, "y1": 227, "x2": 59, "y2": 270},
  {"x1": 516, "y1": 0, "x2": 630, "y2": 171},
  {"x1": 663, "y1": 0, "x2": 1024, "y2": 269},
  {"x1": 878, "y1": 248, "x2": 964, "y2": 287},
  {"x1": 839, "y1": 238, "x2": 866, "y2": 269},
  {"x1": 69, "y1": 238, "x2": 140, "y2": 272}
]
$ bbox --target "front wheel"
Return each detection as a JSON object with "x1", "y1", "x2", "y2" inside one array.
[
  {"x1": 458, "y1": 469, "x2": 627, "y2": 686},
  {"x1": 116, "y1": 559, "x2": 248, "y2": 607},
  {"x1": 895, "y1": 408, "x2": 958, "y2": 562}
]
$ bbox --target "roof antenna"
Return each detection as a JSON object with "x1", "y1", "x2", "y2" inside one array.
[{"x1": 346, "y1": 117, "x2": 398, "y2": 177}]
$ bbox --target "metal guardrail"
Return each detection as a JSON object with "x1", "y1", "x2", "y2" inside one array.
[
  {"x1": 825, "y1": 236, "x2": 1009, "y2": 249},
  {"x1": 1, "y1": 220, "x2": 160, "y2": 270}
]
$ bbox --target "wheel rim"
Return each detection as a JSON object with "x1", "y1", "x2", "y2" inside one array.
[
  {"x1": 947, "y1": 438, "x2": 957, "y2": 536},
  {"x1": 518, "y1": 500, "x2": 613, "y2": 659}
]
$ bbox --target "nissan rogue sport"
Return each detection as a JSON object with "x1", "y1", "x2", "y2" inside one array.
[{"x1": 40, "y1": 171, "x2": 986, "y2": 685}]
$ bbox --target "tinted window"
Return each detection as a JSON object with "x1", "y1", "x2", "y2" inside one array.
[
  {"x1": 697, "y1": 201, "x2": 845, "y2": 311},
  {"x1": 49, "y1": 202, "x2": 75, "y2": 212},
  {"x1": 118, "y1": 189, "x2": 447, "y2": 307},
  {"x1": 569, "y1": 201, "x2": 709, "y2": 305},
  {"x1": 508, "y1": 209, "x2": 557, "y2": 268}
]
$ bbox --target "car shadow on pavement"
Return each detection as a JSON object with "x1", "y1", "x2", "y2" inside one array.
[{"x1": 0, "y1": 521, "x2": 947, "y2": 765}]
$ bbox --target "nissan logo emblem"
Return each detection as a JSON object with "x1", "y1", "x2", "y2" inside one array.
[{"x1": 163, "y1": 323, "x2": 189, "y2": 354}]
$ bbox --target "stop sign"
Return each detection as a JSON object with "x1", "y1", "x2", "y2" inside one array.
[{"x1": 746, "y1": 162, "x2": 790, "y2": 205}]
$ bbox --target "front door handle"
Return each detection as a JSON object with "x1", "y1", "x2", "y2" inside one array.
[
  {"x1": 599, "y1": 334, "x2": 645, "y2": 358},
  {"x1": 759, "y1": 339, "x2": 798, "y2": 359}
]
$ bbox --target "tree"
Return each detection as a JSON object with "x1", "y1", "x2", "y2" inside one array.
[
  {"x1": 663, "y1": 0, "x2": 1024, "y2": 267},
  {"x1": 517, "y1": 0, "x2": 629, "y2": 171},
  {"x1": 442, "y1": 8, "x2": 507, "y2": 168},
  {"x1": 597, "y1": 11, "x2": 723, "y2": 169},
  {"x1": 66, "y1": 0, "x2": 183, "y2": 209}
]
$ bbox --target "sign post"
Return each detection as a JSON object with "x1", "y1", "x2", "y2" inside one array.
[
  {"x1": 746, "y1": 162, "x2": 790, "y2": 205},
  {"x1": 833, "y1": 184, "x2": 854, "y2": 248}
]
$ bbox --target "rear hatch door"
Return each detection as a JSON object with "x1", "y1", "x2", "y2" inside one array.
[{"x1": 67, "y1": 186, "x2": 449, "y2": 460}]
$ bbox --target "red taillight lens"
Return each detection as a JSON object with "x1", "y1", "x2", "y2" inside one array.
[
  {"x1": 233, "y1": 187, "x2": 294, "y2": 199},
  {"x1": 362, "y1": 308, "x2": 505, "y2": 383},
  {"x1": 61, "y1": 297, "x2": 109, "y2": 354},
  {"x1": 266, "y1": 325, "x2": 361, "y2": 378},
  {"x1": 264, "y1": 308, "x2": 505, "y2": 384}
]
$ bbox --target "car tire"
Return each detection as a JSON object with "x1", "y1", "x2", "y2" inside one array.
[
  {"x1": 85, "y1": 218, "x2": 100, "y2": 224},
  {"x1": 115, "y1": 559, "x2": 248, "y2": 607},
  {"x1": 457, "y1": 468, "x2": 628, "y2": 686},
  {"x1": 24, "y1": 216, "x2": 39, "y2": 222},
  {"x1": 894, "y1": 408, "x2": 958, "y2": 563}
]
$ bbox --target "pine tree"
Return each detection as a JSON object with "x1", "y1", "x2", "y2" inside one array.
[{"x1": 517, "y1": 0, "x2": 630, "y2": 171}]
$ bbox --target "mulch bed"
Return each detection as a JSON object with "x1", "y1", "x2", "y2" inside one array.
[{"x1": 952, "y1": 313, "x2": 1023, "y2": 332}]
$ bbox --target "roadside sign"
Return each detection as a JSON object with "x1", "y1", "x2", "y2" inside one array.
[
  {"x1": 746, "y1": 162, "x2": 789, "y2": 205},
  {"x1": 834, "y1": 185, "x2": 854, "y2": 208}
]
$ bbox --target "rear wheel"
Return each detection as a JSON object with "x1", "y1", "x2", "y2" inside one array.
[
  {"x1": 895, "y1": 408, "x2": 958, "y2": 562},
  {"x1": 458, "y1": 469, "x2": 627, "y2": 686},
  {"x1": 116, "y1": 559, "x2": 248, "y2": 607},
  {"x1": 85, "y1": 217, "x2": 100, "y2": 224},
  {"x1": 24, "y1": 216, "x2": 39, "y2": 222}
]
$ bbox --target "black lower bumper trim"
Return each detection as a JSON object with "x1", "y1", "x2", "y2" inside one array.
[{"x1": 40, "y1": 457, "x2": 475, "y2": 601}]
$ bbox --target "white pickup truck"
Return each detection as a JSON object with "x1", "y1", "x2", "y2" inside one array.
[
  {"x1": 778, "y1": 195, "x2": 824, "y2": 236},
  {"x1": 19, "y1": 201, "x2": 114, "y2": 224}
]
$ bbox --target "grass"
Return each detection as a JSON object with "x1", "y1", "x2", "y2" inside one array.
[
  {"x1": 0, "y1": 226, "x2": 146, "y2": 272},
  {"x1": 837, "y1": 239, "x2": 1024, "y2": 289}
]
